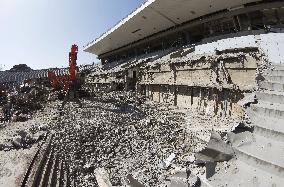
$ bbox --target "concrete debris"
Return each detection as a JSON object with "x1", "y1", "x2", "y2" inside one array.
[
  {"x1": 237, "y1": 92, "x2": 256, "y2": 108},
  {"x1": 183, "y1": 154, "x2": 195, "y2": 163},
  {"x1": 161, "y1": 153, "x2": 176, "y2": 169},
  {"x1": 51, "y1": 92, "x2": 187, "y2": 186},
  {"x1": 205, "y1": 162, "x2": 217, "y2": 179},
  {"x1": 40, "y1": 90, "x2": 237, "y2": 186},
  {"x1": 0, "y1": 100, "x2": 56, "y2": 186},
  {"x1": 195, "y1": 131, "x2": 234, "y2": 164},
  {"x1": 95, "y1": 168, "x2": 113, "y2": 187},
  {"x1": 11, "y1": 136, "x2": 24, "y2": 149},
  {"x1": 126, "y1": 174, "x2": 145, "y2": 187},
  {"x1": 0, "y1": 80, "x2": 49, "y2": 122},
  {"x1": 0, "y1": 67, "x2": 260, "y2": 187},
  {"x1": 227, "y1": 131, "x2": 254, "y2": 147},
  {"x1": 0, "y1": 129, "x2": 46, "y2": 151}
]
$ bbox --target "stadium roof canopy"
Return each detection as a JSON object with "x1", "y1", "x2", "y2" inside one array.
[{"x1": 84, "y1": 0, "x2": 261, "y2": 56}]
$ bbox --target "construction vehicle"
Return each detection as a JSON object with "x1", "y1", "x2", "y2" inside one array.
[
  {"x1": 48, "y1": 71, "x2": 69, "y2": 91},
  {"x1": 48, "y1": 44, "x2": 87, "y2": 104},
  {"x1": 61, "y1": 44, "x2": 82, "y2": 107}
]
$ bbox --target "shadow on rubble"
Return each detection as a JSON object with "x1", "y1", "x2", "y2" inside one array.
[{"x1": 83, "y1": 97, "x2": 146, "y2": 118}]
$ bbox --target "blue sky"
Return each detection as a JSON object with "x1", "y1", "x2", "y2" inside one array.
[{"x1": 0, "y1": 0, "x2": 145, "y2": 70}]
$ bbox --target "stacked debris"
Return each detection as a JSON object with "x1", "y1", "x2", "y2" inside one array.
[
  {"x1": 0, "y1": 125, "x2": 47, "y2": 151},
  {"x1": 0, "y1": 81, "x2": 49, "y2": 122},
  {"x1": 0, "y1": 102, "x2": 54, "y2": 187},
  {"x1": 45, "y1": 92, "x2": 188, "y2": 186},
  {"x1": 0, "y1": 86, "x2": 246, "y2": 186},
  {"x1": 34, "y1": 90, "x2": 237, "y2": 187}
]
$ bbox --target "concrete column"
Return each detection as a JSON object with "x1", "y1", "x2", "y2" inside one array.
[
  {"x1": 124, "y1": 74, "x2": 128, "y2": 91},
  {"x1": 146, "y1": 85, "x2": 149, "y2": 98},
  {"x1": 184, "y1": 32, "x2": 191, "y2": 44}
]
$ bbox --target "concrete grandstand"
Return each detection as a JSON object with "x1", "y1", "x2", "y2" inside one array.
[{"x1": 83, "y1": 0, "x2": 284, "y2": 186}]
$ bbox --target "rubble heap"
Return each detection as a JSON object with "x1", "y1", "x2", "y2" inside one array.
[
  {"x1": 0, "y1": 81, "x2": 48, "y2": 122},
  {"x1": 49, "y1": 92, "x2": 188, "y2": 186}
]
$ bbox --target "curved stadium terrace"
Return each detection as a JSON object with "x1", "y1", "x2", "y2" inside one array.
[
  {"x1": 0, "y1": 69, "x2": 68, "y2": 86},
  {"x1": 84, "y1": 0, "x2": 284, "y2": 63}
]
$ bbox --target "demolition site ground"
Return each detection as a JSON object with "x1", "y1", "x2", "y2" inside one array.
[{"x1": 0, "y1": 89, "x2": 238, "y2": 187}]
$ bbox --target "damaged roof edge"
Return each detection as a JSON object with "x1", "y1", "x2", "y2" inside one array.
[{"x1": 83, "y1": 0, "x2": 156, "y2": 53}]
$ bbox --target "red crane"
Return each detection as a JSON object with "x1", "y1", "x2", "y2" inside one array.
[
  {"x1": 48, "y1": 44, "x2": 82, "y2": 107},
  {"x1": 61, "y1": 44, "x2": 82, "y2": 108},
  {"x1": 48, "y1": 44, "x2": 79, "y2": 90},
  {"x1": 69, "y1": 44, "x2": 78, "y2": 81}
]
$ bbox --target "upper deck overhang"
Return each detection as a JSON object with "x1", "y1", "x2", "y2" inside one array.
[{"x1": 84, "y1": 0, "x2": 262, "y2": 57}]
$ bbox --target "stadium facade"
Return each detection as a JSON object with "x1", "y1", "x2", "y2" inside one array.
[
  {"x1": 84, "y1": 0, "x2": 284, "y2": 117},
  {"x1": 85, "y1": 0, "x2": 284, "y2": 63}
]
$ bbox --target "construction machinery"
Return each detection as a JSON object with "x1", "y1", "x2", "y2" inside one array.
[
  {"x1": 48, "y1": 44, "x2": 84, "y2": 106},
  {"x1": 61, "y1": 44, "x2": 82, "y2": 107}
]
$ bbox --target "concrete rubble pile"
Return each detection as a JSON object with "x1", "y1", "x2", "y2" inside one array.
[
  {"x1": 0, "y1": 81, "x2": 49, "y2": 123},
  {"x1": 0, "y1": 86, "x2": 254, "y2": 187},
  {"x1": 0, "y1": 102, "x2": 53, "y2": 187},
  {"x1": 0, "y1": 122, "x2": 47, "y2": 151},
  {"x1": 35, "y1": 89, "x2": 239, "y2": 187},
  {"x1": 49, "y1": 92, "x2": 187, "y2": 186}
]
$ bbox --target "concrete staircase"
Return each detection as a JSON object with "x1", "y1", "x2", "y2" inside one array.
[
  {"x1": 209, "y1": 64, "x2": 284, "y2": 186},
  {"x1": 232, "y1": 64, "x2": 284, "y2": 186}
]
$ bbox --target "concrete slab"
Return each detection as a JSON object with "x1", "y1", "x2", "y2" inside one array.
[
  {"x1": 251, "y1": 101, "x2": 284, "y2": 120},
  {"x1": 235, "y1": 133, "x2": 284, "y2": 177},
  {"x1": 256, "y1": 90, "x2": 284, "y2": 104}
]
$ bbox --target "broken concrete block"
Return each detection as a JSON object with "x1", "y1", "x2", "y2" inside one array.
[
  {"x1": 0, "y1": 143, "x2": 5, "y2": 151},
  {"x1": 170, "y1": 167, "x2": 188, "y2": 179},
  {"x1": 237, "y1": 92, "x2": 256, "y2": 108},
  {"x1": 12, "y1": 136, "x2": 24, "y2": 148},
  {"x1": 24, "y1": 133, "x2": 35, "y2": 144},
  {"x1": 38, "y1": 123, "x2": 48, "y2": 131},
  {"x1": 186, "y1": 154, "x2": 195, "y2": 163},
  {"x1": 188, "y1": 175, "x2": 200, "y2": 186},
  {"x1": 94, "y1": 168, "x2": 112, "y2": 187},
  {"x1": 162, "y1": 153, "x2": 176, "y2": 168},
  {"x1": 126, "y1": 174, "x2": 145, "y2": 187},
  {"x1": 165, "y1": 168, "x2": 200, "y2": 187},
  {"x1": 227, "y1": 131, "x2": 253, "y2": 147},
  {"x1": 17, "y1": 129, "x2": 28, "y2": 139},
  {"x1": 2, "y1": 142, "x2": 13, "y2": 151},
  {"x1": 205, "y1": 162, "x2": 217, "y2": 179},
  {"x1": 30, "y1": 131, "x2": 45, "y2": 143},
  {"x1": 167, "y1": 178, "x2": 188, "y2": 187},
  {"x1": 195, "y1": 131, "x2": 234, "y2": 163}
]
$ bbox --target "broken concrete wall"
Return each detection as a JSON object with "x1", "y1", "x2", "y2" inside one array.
[
  {"x1": 86, "y1": 48, "x2": 259, "y2": 120},
  {"x1": 139, "y1": 50, "x2": 259, "y2": 119},
  {"x1": 148, "y1": 84, "x2": 160, "y2": 102},
  {"x1": 175, "y1": 70, "x2": 213, "y2": 86},
  {"x1": 85, "y1": 35, "x2": 265, "y2": 121},
  {"x1": 141, "y1": 72, "x2": 173, "y2": 85},
  {"x1": 195, "y1": 33, "x2": 284, "y2": 65},
  {"x1": 141, "y1": 53, "x2": 258, "y2": 89},
  {"x1": 160, "y1": 85, "x2": 175, "y2": 104}
]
